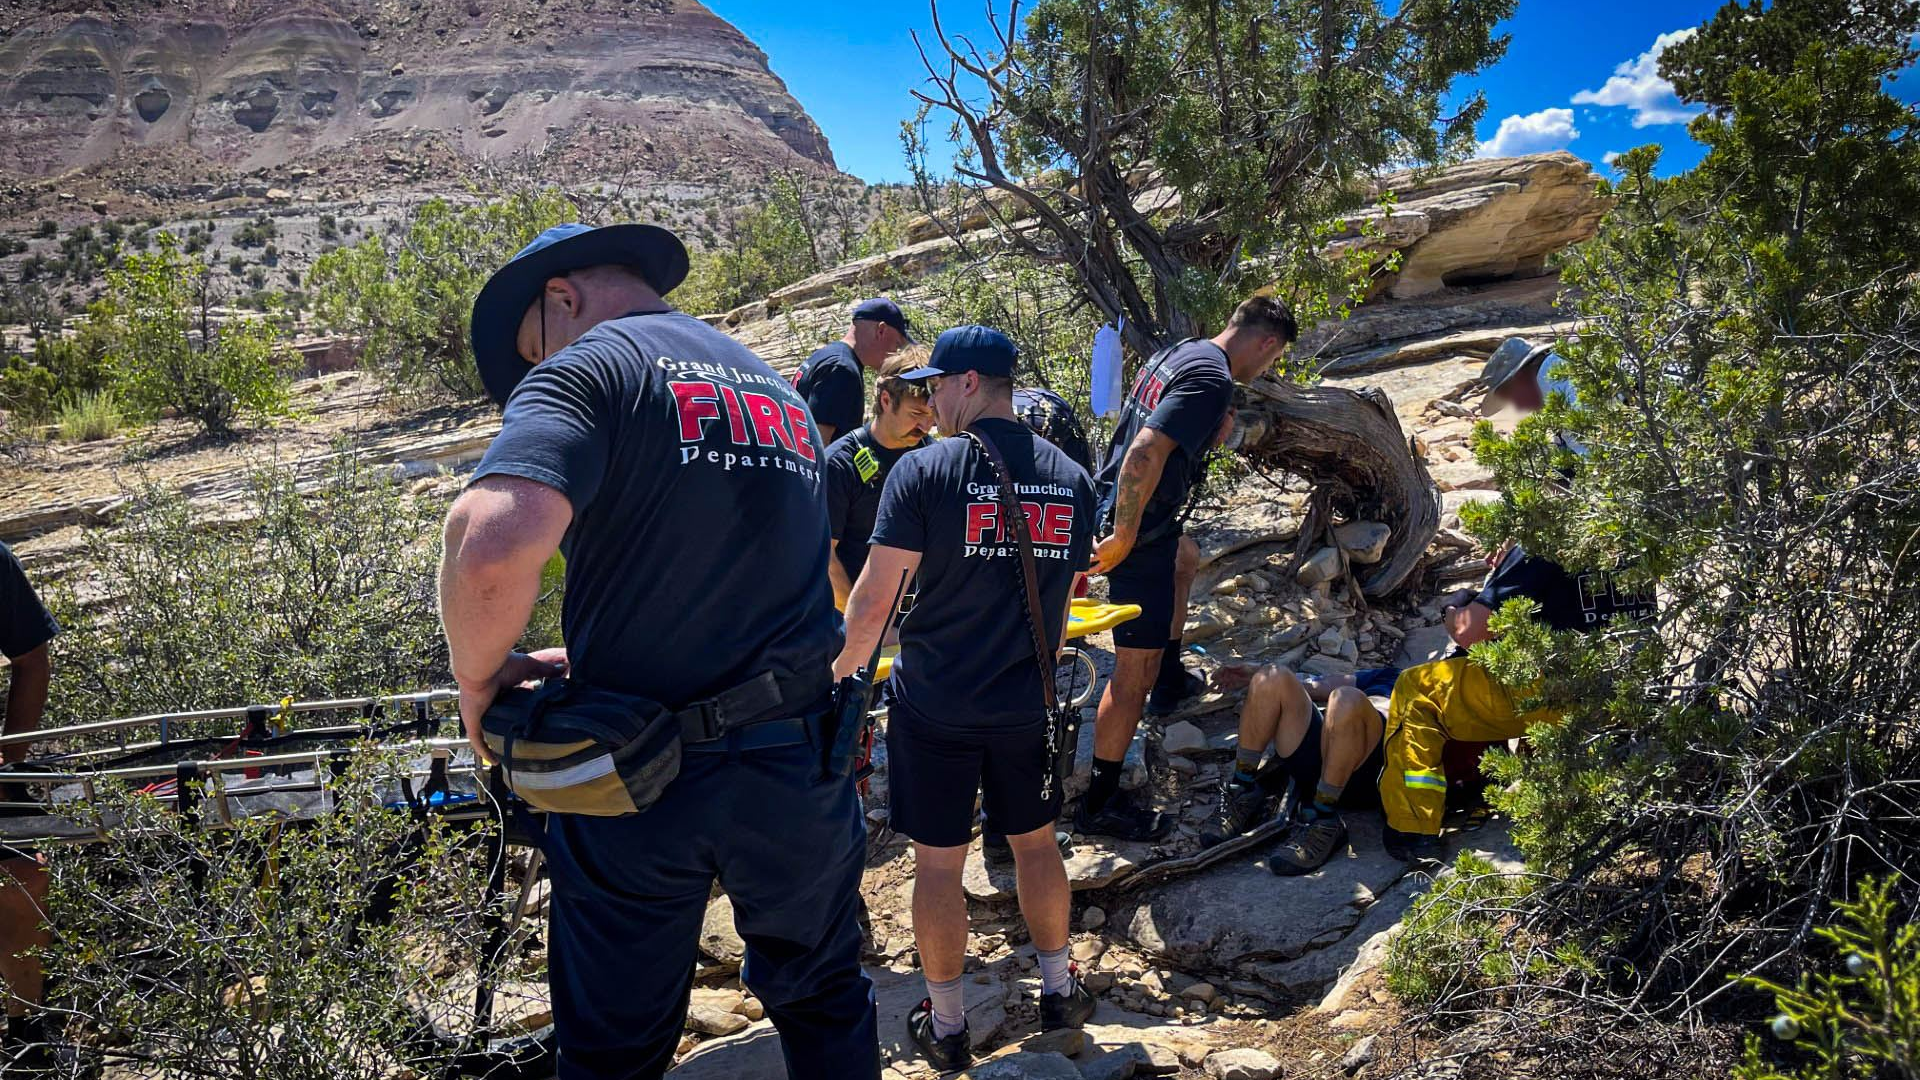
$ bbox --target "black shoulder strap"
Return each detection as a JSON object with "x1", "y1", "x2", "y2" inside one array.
[{"x1": 962, "y1": 426, "x2": 1060, "y2": 716}]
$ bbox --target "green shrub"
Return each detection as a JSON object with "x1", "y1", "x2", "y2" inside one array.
[
  {"x1": 34, "y1": 219, "x2": 56, "y2": 238},
  {"x1": 46, "y1": 755, "x2": 506, "y2": 1080},
  {"x1": 86, "y1": 235, "x2": 292, "y2": 435},
  {"x1": 1735, "y1": 876, "x2": 1917, "y2": 1079},
  {"x1": 228, "y1": 253, "x2": 247, "y2": 275},
  {"x1": 309, "y1": 188, "x2": 576, "y2": 399},
  {"x1": 43, "y1": 448, "x2": 450, "y2": 726},
  {"x1": 1445, "y1": 0, "x2": 1920, "y2": 1028},
  {"x1": 1383, "y1": 854, "x2": 1591, "y2": 1007},
  {"x1": 53, "y1": 389, "x2": 121, "y2": 442},
  {"x1": 0, "y1": 333, "x2": 112, "y2": 422},
  {"x1": 235, "y1": 213, "x2": 277, "y2": 248}
]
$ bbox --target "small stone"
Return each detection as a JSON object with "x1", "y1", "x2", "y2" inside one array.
[
  {"x1": 688, "y1": 987, "x2": 743, "y2": 1015},
  {"x1": 1163, "y1": 721, "x2": 1208, "y2": 757},
  {"x1": 1081, "y1": 905, "x2": 1107, "y2": 930},
  {"x1": 1315, "y1": 626, "x2": 1348, "y2": 656},
  {"x1": 1340, "y1": 1034, "x2": 1377, "y2": 1073},
  {"x1": 1169, "y1": 755, "x2": 1199, "y2": 776},
  {"x1": 1204, "y1": 1047, "x2": 1282, "y2": 1080},
  {"x1": 1296, "y1": 546, "x2": 1343, "y2": 586},
  {"x1": 684, "y1": 1003, "x2": 748, "y2": 1036},
  {"x1": 1182, "y1": 981, "x2": 1218, "y2": 1004},
  {"x1": 1083, "y1": 971, "x2": 1114, "y2": 993},
  {"x1": 1139, "y1": 970, "x2": 1166, "y2": 996},
  {"x1": 741, "y1": 996, "x2": 763, "y2": 1021},
  {"x1": 1335, "y1": 521, "x2": 1392, "y2": 564},
  {"x1": 1019, "y1": 1027, "x2": 1085, "y2": 1057},
  {"x1": 266, "y1": 188, "x2": 293, "y2": 202},
  {"x1": 700, "y1": 895, "x2": 745, "y2": 966},
  {"x1": 1072, "y1": 938, "x2": 1106, "y2": 964},
  {"x1": 1329, "y1": 1008, "x2": 1374, "y2": 1030},
  {"x1": 1217, "y1": 593, "x2": 1254, "y2": 612}
]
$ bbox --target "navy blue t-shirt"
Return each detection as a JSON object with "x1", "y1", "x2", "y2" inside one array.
[
  {"x1": 473, "y1": 310, "x2": 839, "y2": 710},
  {"x1": 1094, "y1": 339, "x2": 1234, "y2": 539},
  {"x1": 825, "y1": 426, "x2": 928, "y2": 583},
  {"x1": 0, "y1": 542, "x2": 58, "y2": 660},
  {"x1": 1477, "y1": 546, "x2": 1657, "y2": 632},
  {"x1": 1013, "y1": 387, "x2": 1094, "y2": 474},
  {"x1": 871, "y1": 417, "x2": 1096, "y2": 731},
  {"x1": 793, "y1": 341, "x2": 865, "y2": 439}
]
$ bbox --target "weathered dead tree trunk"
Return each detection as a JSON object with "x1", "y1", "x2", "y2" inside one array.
[{"x1": 1236, "y1": 375, "x2": 1441, "y2": 597}]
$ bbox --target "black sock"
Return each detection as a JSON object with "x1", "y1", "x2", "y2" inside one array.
[
  {"x1": 1086, "y1": 756, "x2": 1124, "y2": 814},
  {"x1": 1155, "y1": 639, "x2": 1188, "y2": 689}
]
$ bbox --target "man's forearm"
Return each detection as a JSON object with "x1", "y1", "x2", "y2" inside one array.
[
  {"x1": 2, "y1": 649, "x2": 49, "y2": 765},
  {"x1": 1108, "y1": 430, "x2": 1170, "y2": 541},
  {"x1": 836, "y1": 572, "x2": 891, "y2": 678},
  {"x1": 828, "y1": 546, "x2": 853, "y2": 610}
]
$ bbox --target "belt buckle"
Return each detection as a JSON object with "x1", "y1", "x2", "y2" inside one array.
[{"x1": 687, "y1": 700, "x2": 724, "y2": 743}]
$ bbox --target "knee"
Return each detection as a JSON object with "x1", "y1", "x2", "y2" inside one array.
[
  {"x1": 1004, "y1": 827, "x2": 1063, "y2": 862},
  {"x1": 1327, "y1": 687, "x2": 1369, "y2": 724},
  {"x1": 1248, "y1": 664, "x2": 1295, "y2": 699}
]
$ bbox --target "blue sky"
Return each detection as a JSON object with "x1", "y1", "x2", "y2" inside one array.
[{"x1": 708, "y1": 0, "x2": 1740, "y2": 183}]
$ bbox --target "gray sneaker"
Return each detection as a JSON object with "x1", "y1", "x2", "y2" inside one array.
[
  {"x1": 1269, "y1": 811, "x2": 1347, "y2": 875},
  {"x1": 1199, "y1": 779, "x2": 1275, "y2": 848}
]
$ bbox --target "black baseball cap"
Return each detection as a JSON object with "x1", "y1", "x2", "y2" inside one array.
[
  {"x1": 852, "y1": 297, "x2": 915, "y2": 341},
  {"x1": 1473, "y1": 545, "x2": 1574, "y2": 612},
  {"x1": 470, "y1": 222, "x2": 690, "y2": 407},
  {"x1": 898, "y1": 324, "x2": 1018, "y2": 381}
]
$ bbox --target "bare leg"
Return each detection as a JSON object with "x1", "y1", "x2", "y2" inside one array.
[
  {"x1": 0, "y1": 858, "x2": 47, "y2": 1018},
  {"x1": 1006, "y1": 826, "x2": 1070, "y2": 953},
  {"x1": 1169, "y1": 536, "x2": 1199, "y2": 639},
  {"x1": 1320, "y1": 687, "x2": 1385, "y2": 790},
  {"x1": 1093, "y1": 647, "x2": 1159, "y2": 762},
  {"x1": 910, "y1": 843, "x2": 971, "y2": 983}
]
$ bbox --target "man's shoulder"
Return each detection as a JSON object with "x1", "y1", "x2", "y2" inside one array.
[
  {"x1": 803, "y1": 341, "x2": 857, "y2": 371},
  {"x1": 825, "y1": 427, "x2": 868, "y2": 463},
  {"x1": 1166, "y1": 339, "x2": 1231, "y2": 379}
]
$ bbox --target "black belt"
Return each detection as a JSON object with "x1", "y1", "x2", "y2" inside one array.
[
  {"x1": 683, "y1": 716, "x2": 814, "y2": 753},
  {"x1": 673, "y1": 671, "x2": 824, "y2": 745}
]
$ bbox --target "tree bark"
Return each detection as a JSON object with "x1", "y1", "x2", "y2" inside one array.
[{"x1": 1235, "y1": 374, "x2": 1441, "y2": 597}]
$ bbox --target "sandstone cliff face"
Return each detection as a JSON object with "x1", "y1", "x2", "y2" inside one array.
[{"x1": 0, "y1": 0, "x2": 835, "y2": 178}]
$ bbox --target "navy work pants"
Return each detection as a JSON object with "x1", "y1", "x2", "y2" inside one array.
[{"x1": 540, "y1": 733, "x2": 878, "y2": 1080}]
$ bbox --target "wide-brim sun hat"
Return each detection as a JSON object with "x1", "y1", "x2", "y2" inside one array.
[
  {"x1": 470, "y1": 222, "x2": 690, "y2": 407},
  {"x1": 1478, "y1": 336, "x2": 1558, "y2": 414}
]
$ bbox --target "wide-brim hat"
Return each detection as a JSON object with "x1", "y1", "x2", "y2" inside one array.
[
  {"x1": 470, "y1": 222, "x2": 690, "y2": 407},
  {"x1": 1479, "y1": 336, "x2": 1557, "y2": 410}
]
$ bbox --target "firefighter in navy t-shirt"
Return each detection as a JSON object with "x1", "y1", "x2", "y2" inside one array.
[
  {"x1": 1011, "y1": 386, "x2": 1094, "y2": 474},
  {"x1": 1079, "y1": 295, "x2": 1297, "y2": 841},
  {"x1": 443, "y1": 223, "x2": 877, "y2": 1079},
  {"x1": 835, "y1": 326, "x2": 1097, "y2": 1072},
  {"x1": 793, "y1": 297, "x2": 915, "y2": 445},
  {"x1": 824, "y1": 349, "x2": 935, "y2": 609}
]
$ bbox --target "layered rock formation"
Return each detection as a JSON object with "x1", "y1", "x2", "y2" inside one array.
[{"x1": 0, "y1": 0, "x2": 834, "y2": 178}]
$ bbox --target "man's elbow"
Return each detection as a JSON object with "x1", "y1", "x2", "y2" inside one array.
[{"x1": 10, "y1": 644, "x2": 48, "y2": 681}]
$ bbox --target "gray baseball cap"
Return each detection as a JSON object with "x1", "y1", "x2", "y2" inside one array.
[{"x1": 1480, "y1": 337, "x2": 1557, "y2": 404}]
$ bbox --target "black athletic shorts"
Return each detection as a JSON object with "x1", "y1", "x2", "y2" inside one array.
[
  {"x1": 1261, "y1": 701, "x2": 1387, "y2": 809},
  {"x1": 886, "y1": 698, "x2": 1061, "y2": 848},
  {"x1": 1105, "y1": 531, "x2": 1180, "y2": 650}
]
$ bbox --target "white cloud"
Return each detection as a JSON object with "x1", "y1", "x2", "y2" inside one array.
[
  {"x1": 1572, "y1": 28, "x2": 1704, "y2": 128},
  {"x1": 1476, "y1": 107, "x2": 1579, "y2": 158},
  {"x1": 1601, "y1": 150, "x2": 1622, "y2": 166}
]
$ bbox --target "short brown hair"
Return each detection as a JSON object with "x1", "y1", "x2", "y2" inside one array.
[
  {"x1": 874, "y1": 347, "x2": 932, "y2": 420},
  {"x1": 1227, "y1": 295, "x2": 1299, "y2": 343}
]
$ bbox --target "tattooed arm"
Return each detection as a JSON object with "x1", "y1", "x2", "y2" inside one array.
[{"x1": 1090, "y1": 427, "x2": 1176, "y2": 574}]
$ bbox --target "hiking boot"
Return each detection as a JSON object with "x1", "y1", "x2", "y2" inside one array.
[
  {"x1": 1073, "y1": 792, "x2": 1171, "y2": 842},
  {"x1": 1146, "y1": 669, "x2": 1205, "y2": 716},
  {"x1": 1200, "y1": 779, "x2": 1275, "y2": 848},
  {"x1": 906, "y1": 998, "x2": 971, "y2": 1072},
  {"x1": 1382, "y1": 826, "x2": 1447, "y2": 868},
  {"x1": 1039, "y1": 968, "x2": 1096, "y2": 1031},
  {"x1": 1270, "y1": 810, "x2": 1348, "y2": 875}
]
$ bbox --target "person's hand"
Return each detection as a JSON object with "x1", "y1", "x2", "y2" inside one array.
[
  {"x1": 1487, "y1": 540, "x2": 1513, "y2": 569},
  {"x1": 1090, "y1": 533, "x2": 1134, "y2": 576},
  {"x1": 458, "y1": 650, "x2": 569, "y2": 765},
  {"x1": 1209, "y1": 663, "x2": 1258, "y2": 692}
]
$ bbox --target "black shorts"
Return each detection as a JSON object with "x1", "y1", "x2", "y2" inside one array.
[
  {"x1": 886, "y1": 699, "x2": 1061, "y2": 848},
  {"x1": 1105, "y1": 531, "x2": 1180, "y2": 650},
  {"x1": 1262, "y1": 702, "x2": 1387, "y2": 809}
]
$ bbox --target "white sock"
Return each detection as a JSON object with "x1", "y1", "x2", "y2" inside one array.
[
  {"x1": 1038, "y1": 943, "x2": 1073, "y2": 995},
  {"x1": 926, "y1": 974, "x2": 966, "y2": 1038}
]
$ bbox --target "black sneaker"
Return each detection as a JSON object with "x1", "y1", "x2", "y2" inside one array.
[
  {"x1": 1270, "y1": 810, "x2": 1348, "y2": 875},
  {"x1": 1039, "y1": 968, "x2": 1096, "y2": 1031},
  {"x1": 1200, "y1": 779, "x2": 1275, "y2": 848},
  {"x1": 1073, "y1": 793, "x2": 1171, "y2": 842},
  {"x1": 1146, "y1": 669, "x2": 1205, "y2": 715},
  {"x1": 1382, "y1": 826, "x2": 1447, "y2": 867},
  {"x1": 906, "y1": 998, "x2": 971, "y2": 1072}
]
